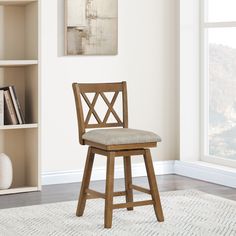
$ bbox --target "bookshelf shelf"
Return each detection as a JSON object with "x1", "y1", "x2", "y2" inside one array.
[
  {"x1": 0, "y1": 60, "x2": 38, "y2": 67},
  {"x1": 0, "y1": 0, "x2": 36, "y2": 6},
  {"x1": 0, "y1": 186, "x2": 39, "y2": 195},
  {"x1": 0, "y1": 0, "x2": 40, "y2": 195},
  {"x1": 0, "y1": 123, "x2": 38, "y2": 130}
]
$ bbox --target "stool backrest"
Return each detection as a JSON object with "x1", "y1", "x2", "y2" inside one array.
[{"x1": 72, "y1": 82, "x2": 128, "y2": 145}]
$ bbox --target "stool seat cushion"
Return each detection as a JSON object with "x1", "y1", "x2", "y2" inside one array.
[{"x1": 82, "y1": 128, "x2": 161, "y2": 146}]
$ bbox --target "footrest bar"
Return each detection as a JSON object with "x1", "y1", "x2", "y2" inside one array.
[
  {"x1": 113, "y1": 200, "x2": 154, "y2": 209},
  {"x1": 86, "y1": 189, "x2": 127, "y2": 199},
  {"x1": 86, "y1": 189, "x2": 105, "y2": 199},
  {"x1": 130, "y1": 184, "x2": 151, "y2": 195},
  {"x1": 113, "y1": 191, "x2": 127, "y2": 197}
]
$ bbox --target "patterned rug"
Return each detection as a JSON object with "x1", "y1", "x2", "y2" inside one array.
[{"x1": 0, "y1": 190, "x2": 235, "y2": 236}]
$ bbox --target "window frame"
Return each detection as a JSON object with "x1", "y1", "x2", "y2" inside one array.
[{"x1": 200, "y1": 0, "x2": 236, "y2": 167}]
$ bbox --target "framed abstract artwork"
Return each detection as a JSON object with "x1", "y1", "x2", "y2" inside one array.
[{"x1": 65, "y1": 0, "x2": 118, "y2": 55}]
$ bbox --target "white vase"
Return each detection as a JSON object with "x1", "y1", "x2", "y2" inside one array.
[{"x1": 0, "y1": 153, "x2": 13, "y2": 190}]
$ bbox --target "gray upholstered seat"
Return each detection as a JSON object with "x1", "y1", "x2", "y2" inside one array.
[{"x1": 82, "y1": 128, "x2": 161, "y2": 146}]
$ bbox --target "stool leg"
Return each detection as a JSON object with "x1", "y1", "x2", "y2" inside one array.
[
  {"x1": 76, "y1": 147, "x2": 95, "y2": 217},
  {"x1": 104, "y1": 152, "x2": 115, "y2": 228},
  {"x1": 143, "y1": 149, "x2": 164, "y2": 222},
  {"x1": 123, "y1": 156, "x2": 134, "y2": 211}
]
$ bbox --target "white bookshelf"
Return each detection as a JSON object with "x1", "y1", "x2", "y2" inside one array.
[{"x1": 0, "y1": 0, "x2": 40, "y2": 194}]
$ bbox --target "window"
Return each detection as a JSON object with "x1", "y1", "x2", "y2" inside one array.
[{"x1": 201, "y1": 0, "x2": 236, "y2": 167}]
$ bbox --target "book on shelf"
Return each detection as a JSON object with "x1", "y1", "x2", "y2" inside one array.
[
  {"x1": 0, "y1": 90, "x2": 4, "y2": 126},
  {"x1": 4, "y1": 90, "x2": 18, "y2": 125},
  {"x1": 0, "y1": 86, "x2": 25, "y2": 125},
  {"x1": 9, "y1": 86, "x2": 25, "y2": 124}
]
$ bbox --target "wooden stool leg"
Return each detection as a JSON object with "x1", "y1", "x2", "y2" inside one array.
[
  {"x1": 104, "y1": 152, "x2": 115, "y2": 228},
  {"x1": 76, "y1": 147, "x2": 95, "y2": 217},
  {"x1": 144, "y1": 149, "x2": 164, "y2": 222},
  {"x1": 123, "y1": 156, "x2": 134, "y2": 211}
]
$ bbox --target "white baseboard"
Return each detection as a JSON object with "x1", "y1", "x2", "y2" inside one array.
[
  {"x1": 174, "y1": 161, "x2": 236, "y2": 188},
  {"x1": 42, "y1": 160, "x2": 236, "y2": 188},
  {"x1": 42, "y1": 161, "x2": 175, "y2": 185}
]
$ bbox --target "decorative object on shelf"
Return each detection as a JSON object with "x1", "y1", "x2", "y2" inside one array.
[
  {"x1": 65, "y1": 0, "x2": 118, "y2": 55},
  {"x1": 0, "y1": 153, "x2": 13, "y2": 190}
]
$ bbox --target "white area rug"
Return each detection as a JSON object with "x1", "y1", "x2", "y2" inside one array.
[{"x1": 0, "y1": 190, "x2": 235, "y2": 236}]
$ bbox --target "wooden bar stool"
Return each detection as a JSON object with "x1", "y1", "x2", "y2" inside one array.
[{"x1": 72, "y1": 82, "x2": 164, "y2": 228}]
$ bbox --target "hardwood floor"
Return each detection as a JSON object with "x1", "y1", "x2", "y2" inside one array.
[{"x1": 0, "y1": 174, "x2": 235, "y2": 209}]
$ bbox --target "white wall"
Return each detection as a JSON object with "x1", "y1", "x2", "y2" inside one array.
[{"x1": 41, "y1": 0, "x2": 179, "y2": 172}]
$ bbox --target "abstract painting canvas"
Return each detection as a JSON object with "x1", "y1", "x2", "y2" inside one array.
[{"x1": 65, "y1": 0, "x2": 118, "y2": 55}]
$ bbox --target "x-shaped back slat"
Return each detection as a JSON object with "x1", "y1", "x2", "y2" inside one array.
[
  {"x1": 81, "y1": 91, "x2": 122, "y2": 127},
  {"x1": 100, "y1": 92, "x2": 122, "y2": 124},
  {"x1": 81, "y1": 92, "x2": 102, "y2": 125}
]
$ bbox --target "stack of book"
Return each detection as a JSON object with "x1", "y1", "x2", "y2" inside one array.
[{"x1": 0, "y1": 86, "x2": 25, "y2": 126}]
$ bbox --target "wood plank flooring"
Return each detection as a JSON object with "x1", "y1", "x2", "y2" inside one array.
[{"x1": 0, "y1": 175, "x2": 235, "y2": 209}]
